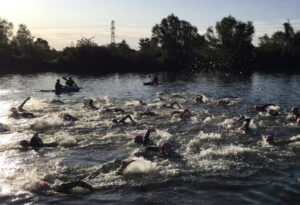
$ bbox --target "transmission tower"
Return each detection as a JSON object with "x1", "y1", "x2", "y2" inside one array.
[{"x1": 111, "y1": 20, "x2": 115, "y2": 44}]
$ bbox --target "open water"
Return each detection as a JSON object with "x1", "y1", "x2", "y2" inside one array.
[{"x1": 0, "y1": 72, "x2": 299, "y2": 204}]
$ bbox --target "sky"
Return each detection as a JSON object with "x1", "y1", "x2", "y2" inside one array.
[{"x1": 1, "y1": 0, "x2": 300, "y2": 50}]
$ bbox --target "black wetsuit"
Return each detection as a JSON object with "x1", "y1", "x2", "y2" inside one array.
[
  {"x1": 55, "y1": 82, "x2": 63, "y2": 91},
  {"x1": 60, "y1": 113, "x2": 78, "y2": 121},
  {"x1": 143, "y1": 129, "x2": 154, "y2": 146},
  {"x1": 53, "y1": 181, "x2": 94, "y2": 194}
]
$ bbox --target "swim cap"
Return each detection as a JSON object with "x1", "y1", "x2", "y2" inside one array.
[
  {"x1": 292, "y1": 107, "x2": 299, "y2": 115},
  {"x1": 266, "y1": 134, "x2": 274, "y2": 142},
  {"x1": 217, "y1": 100, "x2": 222, "y2": 106},
  {"x1": 267, "y1": 109, "x2": 274, "y2": 115},
  {"x1": 239, "y1": 126, "x2": 246, "y2": 131},
  {"x1": 36, "y1": 181, "x2": 51, "y2": 190},
  {"x1": 134, "y1": 135, "x2": 143, "y2": 144},
  {"x1": 297, "y1": 118, "x2": 300, "y2": 125},
  {"x1": 20, "y1": 140, "x2": 30, "y2": 147},
  {"x1": 112, "y1": 119, "x2": 118, "y2": 123},
  {"x1": 161, "y1": 142, "x2": 171, "y2": 152},
  {"x1": 254, "y1": 105, "x2": 260, "y2": 111},
  {"x1": 196, "y1": 96, "x2": 202, "y2": 102}
]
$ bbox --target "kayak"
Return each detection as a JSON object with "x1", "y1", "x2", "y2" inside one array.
[
  {"x1": 39, "y1": 86, "x2": 81, "y2": 93},
  {"x1": 143, "y1": 82, "x2": 158, "y2": 86},
  {"x1": 56, "y1": 86, "x2": 81, "y2": 93}
]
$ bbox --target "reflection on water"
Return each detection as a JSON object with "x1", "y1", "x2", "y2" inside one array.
[{"x1": 0, "y1": 72, "x2": 299, "y2": 204}]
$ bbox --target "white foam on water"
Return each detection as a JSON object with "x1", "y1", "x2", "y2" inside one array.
[
  {"x1": 187, "y1": 131, "x2": 222, "y2": 153},
  {"x1": 29, "y1": 116, "x2": 64, "y2": 131},
  {"x1": 123, "y1": 157, "x2": 158, "y2": 175}
]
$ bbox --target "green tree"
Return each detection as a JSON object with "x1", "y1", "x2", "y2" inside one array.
[
  {"x1": 206, "y1": 15, "x2": 255, "y2": 71},
  {"x1": 152, "y1": 14, "x2": 205, "y2": 68}
]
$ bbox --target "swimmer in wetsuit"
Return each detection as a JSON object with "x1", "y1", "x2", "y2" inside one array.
[
  {"x1": 112, "y1": 115, "x2": 136, "y2": 125},
  {"x1": 134, "y1": 129, "x2": 155, "y2": 146},
  {"x1": 253, "y1": 104, "x2": 275, "y2": 112},
  {"x1": 36, "y1": 180, "x2": 94, "y2": 194},
  {"x1": 238, "y1": 117, "x2": 251, "y2": 133},
  {"x1": 267, "y1": 109, "x2": 280, "y2": 116},
  {"x1": 162, "y1": 101, "x2": 182, "y2": 109},
  {"x1": 266, "y1": 134, "x2": 300, "y2": 146},
  {"x1": 84, "y1": 99, "x2": 99, "y2": 110},
  {"x1": 104, "y1": 108, "x2": 125, "y2": 113},
  {"x1": 20, "y1": 133, "x2": 58, "y2": 151},
  {"x1": 10, "y1": 97, "x2": 35, "y2": 119},
  {"x1": 116, "y1": 159, "x2": 136, "y2": 175},
  {"x1": 196, "y1": 95, "x2": 204, "y2": 103},
  {"x1": 59, "y1": 113, "x2": 78, "y2": 121},
  {"x1": 292, "y1": 107, "x2": 300, "y2": 118},
  {"x1": 216, "y1": 100, "x2": 231, "y2": 106},
  {"x1": 139, "y1": 111, "x2": 157, "y2": 116},
  {"x1": 134, "y1": 142, "x2": 173, "y2": 158}
]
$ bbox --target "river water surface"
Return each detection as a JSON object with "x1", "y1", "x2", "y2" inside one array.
[{"x1": 0, "y1": 72, "x2": 300, "y2": 204}]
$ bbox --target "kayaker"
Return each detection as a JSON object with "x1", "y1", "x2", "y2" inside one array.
[
  {"x1": 66, "y1": 77, "x2": 77, "y2": 87},
  {"x1": 55, "y1": 79, "x2": 64, "y2": 92}
]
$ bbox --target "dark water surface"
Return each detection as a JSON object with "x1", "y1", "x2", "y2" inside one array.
[{"x1": 0, "y1": 72, "x2": 300, "y2": 204}]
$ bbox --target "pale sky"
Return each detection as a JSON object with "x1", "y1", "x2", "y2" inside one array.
[{"x1": 1, "y1": 0, "x2": 300, "y2": 50}]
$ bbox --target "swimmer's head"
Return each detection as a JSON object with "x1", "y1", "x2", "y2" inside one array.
[
  {"x1": 297, "y1": 118, "x2": 300, "y2": 125},
  {"x1": 216, "y1": 100, "x2": 222, "y2": 106},
  {"x1": 292, "y1": 107, "x2": 299, "y2": 115},
  {"x1": 254, "y1": 105, "x2": 260, "y2": 111},
  {"x1": 266, "y1": 134, "x2": 274, "y2": 142},
  {"x1": 36, "y1": 181, "x2": 51, "y2": 191},
  {"x1": 112, "y1": 119, "x2": 118, "y2": 123},
  {"x1": 20, "y1": 140, "x2": 30, "y2": 147},
  {"x1": 196, "y1": 96, "x2": 203, "y2": 102},
  {"x1": 267, "y1": 109, "x2": 274, "y2": 115},
  {"x1": 57, "y1": 79, "x2": 60, "y2": 82},
  {"x1": 161, "y1": 142, "x2": 171, "y2": 153},
  {"x1": 239, "y1": 126, "x2": 246, "y2": 131},
  {"x1": 134, "y1": 135, "x2": 143, "y2": 144},
  {"x1": 33, "y1": 132, "x2": 38, "y2": 138},
  {"x1": 89, "y1": 99, "x2": 93, "y2": 104}
]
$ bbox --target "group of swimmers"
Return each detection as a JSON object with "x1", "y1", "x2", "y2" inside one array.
[{"x1": 5, "y1": 81, "x2": 300, "y2": 194}]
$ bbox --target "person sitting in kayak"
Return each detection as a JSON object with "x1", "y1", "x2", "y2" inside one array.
[
  {"x1": 112, "y1": 115, "x2": 136, "y2": 125},
  {"x1": 134, "y1": 129, "x2": 155, "y2": 146},
  {"x1": 20, "y1": 133, "x2": 58, "y2": 151},
  {"x1": 162, "y1": 101, "x2": 182, "y2": 109},
  {"x1": 59, "y1": 113, "x2": 78, "y2": 121},
  {"x1": 266, "y1": 134, "x2": 300, "y2": 146},
  {"x1": 10, "y1": 97, "x2": 34, "y2": 119},
  {"x1": 55, "y1": 79, "x2": 64, "y2": 92},
  {"x1": 35, "y1": 180, "x2": 94, "y2": 194},
  {"x1": 84, "y1": 99, "x2": 99, "y2": 110},
  {"x1": 253, "y1": 104, "x2": 275, "y2": 112},
  {"x1": 144, "y1": 76, "x2": 158, "y2": 86},
  {"x1": 64, "y1": 77, "x2": 77, "y2": 87}
]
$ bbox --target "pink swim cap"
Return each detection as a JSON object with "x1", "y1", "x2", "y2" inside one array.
[
  {"x1": 267, "y1": 109, "x2": 274, "y2": 115},
  {"x1": 134, "y1": 135, "x2": 143, "y2": 144},
  {"x1": 161, "y1": 142, "x2": 171, "y2": 152},
  {"x1": 292, "y1": 107, "x2": 299, "y2": 115},
  {"x1": 266, "y1": 134, "x2": 274, "y2": 142},
  {"x1": 36, "y1": 181, "x2": 51, "y2": 190},
  {"x1": 20, "y1": 140, "x2": 30, "y2": 147},
  {"x1": 297, "y1": 118, "x2": 300, "y2": 125},
  {"x1": 239, "y1": 126, "x2": 246, "y2": 131}
]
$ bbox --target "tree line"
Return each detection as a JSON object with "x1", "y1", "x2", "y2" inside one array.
[{"x1": 0, "y1": 14, "x2": 299, "y2": 74}]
